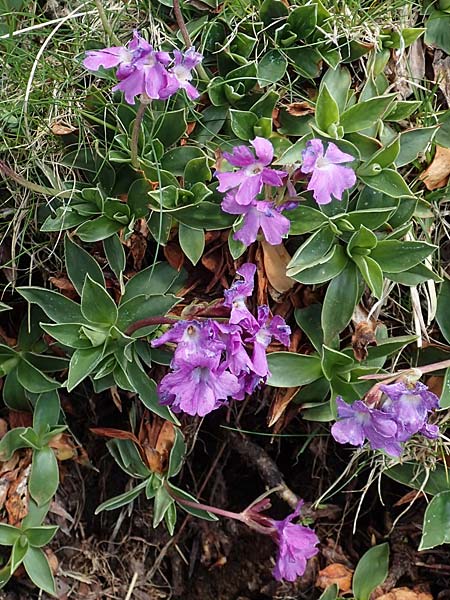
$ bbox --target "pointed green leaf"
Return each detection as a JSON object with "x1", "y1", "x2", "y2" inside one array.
[{"x1": 81, "y1": 275, "x2": 117, "y2": 325}]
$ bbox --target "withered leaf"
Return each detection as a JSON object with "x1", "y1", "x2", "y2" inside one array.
[
  {"x1": 261, "y1": 241, "x2": 295, "y2": 294},
  {"x1": 419, "y1": 145, "x2": 450, "y2": 190},
  {"x1": 316, "y1": 563, "x2": 353, "y2": 593},
  {"x1": 376, "y1": 587, "x2": 432, "y2": 600},
  {"x1": 352, "y1": 321, "x2": 378, "y2": 361},
  {"x1": 286, "y1": 101, "x2": 315, "y2": 117}
]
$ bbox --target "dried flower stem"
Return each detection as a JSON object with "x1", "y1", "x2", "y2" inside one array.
[
  {"x1": 0, "y1": 161, "x2": 73, "y2": 198},
  {"x1": 172, "y1": 0, "x2": 209, "y2": 82},
  {"x1": 359, "y1": 358, "x2": 450, "y2": 382}
]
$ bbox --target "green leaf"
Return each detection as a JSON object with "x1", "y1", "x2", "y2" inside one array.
[
  {"x1": 16, "y1": 360, "x2": 60, "y2": 393},
  {"x1": 364, "y1": 136, "x2": 400, "y2": 169},
  {"x1": 168, "y1": 428, "x2": 186, "y2": 478},
  {"x1": 370, "y1": 240, "x2": 436, "y2": 273},
  {"x1": 161, "y1": 146, "x2": 205, "y2": 176},
  {"x1": 11, "y1": 538, "x2": 28, "y2": 573},
  {"x1": 267, "y1": 352, "x2": 323, "y2": 387},
  {"x1": 179, "y1": 223, "x2": 204, "y2": 266},
  {"x1": 23, "y1": 546, "x2": 56, "y2": 596},
  {"x1": 419, "y1": 491, "x2": 450, "y2": 550},
  {"x1": 396, "y1": 126, "x2": 437, "y2": 167},
  {"x1": 126, "y1": 360, "x2": 178, "y2": 423},
  {"x1": 64, "y1": 235, "x2": 104, "y2": 295},
  {"x1": 321, "y1": 346, "x2": 354, "y2": 381},
  {"x1": 33, "y1": 391, "x2": 60, "y2": 436},
  {"x1": 107, "y1": 438, "x2": 151, "y2": 479},
  {"x1": 17, "y1": 287, "x2": 84, "y2": 324},
  {"x1": 29, "y1": 447, "x2": 59, "y2": 506},
  {"x1": 173, "y1": 201, "x2": 235, "y2": 231},
  {"x1": 81, "y1": 275, "x2": 117, "y2": 325},
  {"x1": 440, "y1": 367, "x2": 450, "y2": 409},
  {"x1": 257, "y1": 50, "x2": 287, "y2": 86},
  {"x1": 322, "y1": 262, "x2": 361, "y2": 345},
  {"x1": 287, "y1": 228, "x2": 335, "y2": 276},
  {"x1": 40, "y1": 322, "x2": 92, "y2": 349},
  {"x1": 286, "y1": 204, "x2": 328, "y2": 235},
  {"x1": 347, "y1": 226, "x2": 378, "y2": 255},
  {"x1": 321, "y1": 66, "x2": 351, "y2": 113},
  {"x1": 385, "y1": 101, "x2": 421, "y2": 122},
  {"x1": 0, "y1": 524, "x2": 20, "y2": 546},
  {"x1": 315, "y1": 83, "x2": 339, "y2": 135},
  {"x1": 76, "y1": 216, "x2": 122, "y2": 242},
  {"x1": 365, "y1": 334, "x2": 418, "y2": 361},
  {"x1": 340, "y1": 95, "x2": 396, "y2": 133},
  {"x1": 103, "y1": 234, "x2": 126, "y2": 281},
  {"x1": 0, "y1": 428, "x2": 29, "y2": 461},
  {"x1": 291, "y1": 245, "x2": 348, "y2": 285},
  {"x1": 229, "y1": 109, "x2": 258, "y2": 140},
  {"x1": 353, "y1": 255, "x2": 384, "y2": 299},
  {"x1": 425, "y1": 9, "x2": 450, "y2": 54},
  {"x1": 287, "y1": 4, "x2": 317, "y2": 39},
  {"x1": 353, "y1": 543, "x2": 389, "y2": 600},
  {"x1": 385, "y1": 462, "x2": 450, "y2": 496},
  {"x1": 294, "y1": 304, "x2": 325, "y2": 353},
  {"x1": 153, "y1": 485, "x2": 173, "y2": 528},
  {"x1": 117, "y1": 294, "x2": 179, "y2": 333},
  {"x1": 67, "y1": 345, "x2": 104, "y2": 392},
  {"x1": 153, "y1": 109, "x2": 187, "y2": 147},
  {"x1": 24, "y1": 526, "x2": 58, "y2": 548},
  {"x1": 437, "y1": 279, "x2": 450, "y2": 345},
  {"x1": 95, "y1": 480, "x2": 148, "y2": 514},
  {"x1": 359, "y1": 169, "x2": 413, "y2": 198},
  {"x1": 318, "y1": 584, "x2": 339, "y2": 600},
  {"x1": 123, "y1": 262, "x2": 185, "y2": 301}
]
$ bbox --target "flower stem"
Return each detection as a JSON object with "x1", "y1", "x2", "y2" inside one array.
[
  {"x1": 125, "y1": 316, "x2": 179, "y2": 336},
  {"x1": 359, "y1": 358, "x2": 450, "y2": 382},
  {"x1": 130, "y1": 101, "x2": 148, "y2": 170},
  {"x1": 93, "y1": 0, "x2": 121, "y2": 46},
  {"x1": 172, "y1": 0, "x2": 209, "y2": 82}
]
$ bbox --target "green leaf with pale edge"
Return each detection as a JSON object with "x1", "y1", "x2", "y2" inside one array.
[
  {"x1": 64, "y1": 235, "x2": 104, "y2": 295},
  {"x1": 23, "y1": 546, "x2": 56, "y2": 596},
  {"x1": 267, "y1": 353, "x2": 323, "y2": 387},
  {"x1": 352, "y1": 543, "x2": 389, "y2": 600},
  {"x1": 29, "y1": 447, "x2": 59, "y2": 506},
  {"x1": 419, "y1": 491, "x2": 450, "y2": 550},
  {"x1": 81, "y1": 275, "x2": 117, "y2": 325}
]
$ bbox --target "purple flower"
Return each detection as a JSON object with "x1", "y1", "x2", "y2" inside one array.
[
  {"x1": 83, "y1": 32, "x2": 202, "y2": 105},
  {"x1": 151, "y1": 319, "x2": 225, "y2": 362},
  {"x1": 223, "y1": 263, "x2": 257, "y2": 326},
  {"x1": 222, "y1": 194, "x2": 290, "y2": 246},
  {"x1": 271, "y1": 501, "x2": 319, "y2": 582},
  {"x1": 300, "y1": 139, "x2": 356, "y2": 205},
  {"x1": 379, "y1": 381, "x2": 439, "y2": 442},
  {"x1": 247, "y1": 306, "x2": 291, "y2": 378},
  {"x1": 331, "y1": 397, "x2": 403, "y2": 457},
  {"x1": 161, "y1": 48, "x2": 203, "y2": 100},
  {"x1": 216, "y1": 137, "x2": 287, "y2": 205},
  {"x1": 157, "y1": 354, "x2": 240, "y2": 417}
]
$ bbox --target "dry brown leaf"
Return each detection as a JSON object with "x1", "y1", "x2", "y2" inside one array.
[
  {"x1": 316, "y1": 563, "x2": 353, "y2": 592},
  {"x1": 5, "y1": 459, "x2": 31, "y2": 526},
  {"x1": 48, "y1": 434, "x2": 78, "y2": 461},
  {"x1": 90, "y1": 427, "x2": 141, "y2": 446},
  {"x1": 286, "y1": 101, "x2": 315, "y2": 117},
  {"x1": 49, "y1": 276, "x2": 78, "y2": 299},
  {"x1": 261, "y1": 242, "x2": 294, "y2": 294},
  {"x1": 376, "y1": 587, "x2": 432, "y2": 600},
  {"x1": 419, "y1": 145, "x2": 450, "y2": 190},
  {"x1": 164, "y1": 242, "x2": 185, "y2": 270},
  {"x1": 50, "y1": 122, "x2": 77, "y2": 135},
  {"x1": 268, "y1": 387, "x2": 298, "y2": 427},
  {"x1": 426, "y1": 375, "x2": 443, "y2": 397},
  {"x1": 433, "y1": 50, "x2": 450, "y2": 106},
  {"x1": 394, "y1": 489, "x2": 424, "y2": 507}
]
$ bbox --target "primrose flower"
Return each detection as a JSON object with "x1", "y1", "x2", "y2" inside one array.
[
  {"x1": 247, "y1": 306, "x2": 291, "y2": 378},
  {"x1": 300, "y1": 139, "x2": 356, "y2": 205},
  {"x1": 83, "y1": 32, "x2": 202, "y2": 105},
  {"x1": 161, "y1": 48, "x2": 203, "y2": 100},
  {"x1": 331, "y1": 397, "x2": 402, "y2": 457},
  {"x1": 215, "y1": 137, "x2": 287, "y2": 205},
  {"x1": 151, "y1": 319, "x2": 224, "y2": 361},
  {"x1": 222, "y1": 194, "x2": 290, "y2": 246},
  {"x1": 379, "y1": 381, "x2": 440, "y2": 441},
  {"x1": 157, "y1": 354, "x2": 240, "y2": 417},
  {"x1": 223, "y1": 262, "x2": 257, "y2": 326},
  {"x1": 271, "y1": 501, "x2": 320, "y2": 582}
]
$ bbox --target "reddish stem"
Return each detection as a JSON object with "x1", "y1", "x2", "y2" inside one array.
[{"x1": 125, "y1": 316, "x2": 178, "y2": 336}]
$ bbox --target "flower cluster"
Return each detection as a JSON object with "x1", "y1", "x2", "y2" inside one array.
[
  {"x1": 83, "y1": 31, "x2": 202, "y2": 104},
  {"x1": 215, "y1": 137, "x2": 291, "y2": 246},
  {"x1": 151, "y1": 263, "x2": 290, "y2": 416},
  {"x1": 331, "y1": 381, "x2": 440, "y2": 457},
  {"x1": 300, "y1": 139, "x2": 356, "y2": 205},
  {"x1": 271, "y1": 501, "x2": 320, "y2": 582}
]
